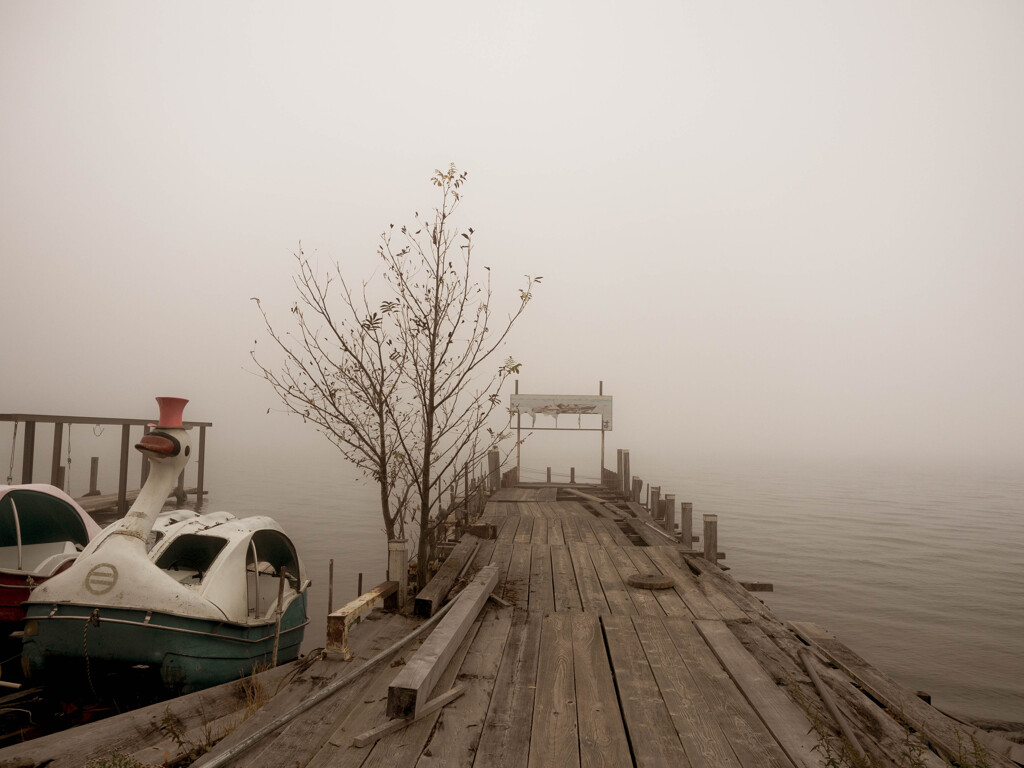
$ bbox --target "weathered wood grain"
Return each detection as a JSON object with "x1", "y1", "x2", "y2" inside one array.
[
  {"x1": 621, "y1": 546, "x2": 693, "y2": 618},
  {"x1": 550, "y1": 544, "x2": 583, "y2": 612},
  {"x1": 528, "y1": 544, "x2": 555, "y2": 614},
  {"x1": 528, "y1": 612, "x2": 579, "y2": 768},
  {"x1": 414, "y1": 536, "x2": 482, "y2": 617},
  {"x1": 571, "y1": 612, "x2": 632, "y2": 768},
  {"x1": 605, "y1": 545, "x2": 665, "y2": 616},
  {"x1": 602, "y1": 614, "x2": 692, "y2": 767},
  {"x1": 568, "y1": 542, "x2": 610, "y2": 614},
  {"x1": 643, "y1": 547, "x2": 722, "y2": 620},
  {"x1": 389, "y1": 565, "x2": 499, "y2": 719}
]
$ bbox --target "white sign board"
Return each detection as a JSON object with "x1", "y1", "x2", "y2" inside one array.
[{"x1": 510, "y1": 394, "x2": 612, "y2": 430}]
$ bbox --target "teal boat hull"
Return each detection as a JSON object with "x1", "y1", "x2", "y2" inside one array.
[{"x1": 22, "y1": 595, "x2": 308, "y2": 693}]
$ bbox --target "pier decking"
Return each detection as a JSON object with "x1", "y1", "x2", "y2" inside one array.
[{"x1": 184, "y1": 483, "x2": 1020, "y2": 768}]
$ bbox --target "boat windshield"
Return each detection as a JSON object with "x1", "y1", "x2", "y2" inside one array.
[
  {"x1": 155, "y1": 534, "x2": 229, "y2": 578},
  {"x1": 0, "y1": 490, "x2": 91, "y2": 548}
]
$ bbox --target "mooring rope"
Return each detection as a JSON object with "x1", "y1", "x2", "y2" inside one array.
[{"x1": 83, "y1": 609, "x2": 100, "y2": 698}]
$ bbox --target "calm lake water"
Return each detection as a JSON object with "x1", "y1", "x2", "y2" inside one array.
[{"x1": 206, "y1": 450, "x2": 1024, "y2": 724}]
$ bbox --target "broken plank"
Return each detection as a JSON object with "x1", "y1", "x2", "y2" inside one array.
[
  {"x1": 695, "y1": 620, "x2": 820, "y2": 768},
  {"x1": 354, "y1": 685, "x2": 467, "y2": 747},
  {"x1": 389, "y1": 564, "x2": 499, "y2": 719},
  {"x1": 644, "y1": 547, "x2": 722, "y2": 621}
]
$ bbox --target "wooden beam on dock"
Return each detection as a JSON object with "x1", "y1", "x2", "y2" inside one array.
[
  {"x1": 413, "y1": 534, "x2": 480, "y2": 617},
  {"x1": 325, "y1": 581, "x2": 398, "y2": 659},
  {"x1": 388, "y1": 563, "x2": 499, "y2": 719}
]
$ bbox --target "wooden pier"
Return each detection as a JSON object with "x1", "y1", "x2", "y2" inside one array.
[{"x1": 2, "y1": 468, "x2": 1021, "y2": 767}]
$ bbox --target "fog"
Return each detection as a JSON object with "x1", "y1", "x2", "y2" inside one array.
[{"x1": 3, "y1": 1, "x2": 1023, "y2": 483}]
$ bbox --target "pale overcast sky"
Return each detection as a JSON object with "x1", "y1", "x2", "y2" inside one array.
[{"x1": 2, "y1": 1, "x2": 1022, "y2": 471}]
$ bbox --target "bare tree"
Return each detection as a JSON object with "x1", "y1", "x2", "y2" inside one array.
[
  {"x1": 379, "y1": 165, "x2": 538, "y2": 586},
  {"x1": 253, "y1": 165, "x2": 538, "y2": 587},
  {"x1": 251, "y1": 252, "x2": 413, "y2": 540}
]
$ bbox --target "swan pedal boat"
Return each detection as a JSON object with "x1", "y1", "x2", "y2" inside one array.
[{"x1": 20, "y1": 398, "x2": 310, "y2": 693}]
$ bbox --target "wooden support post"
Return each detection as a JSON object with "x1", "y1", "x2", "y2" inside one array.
[
  {"x1": 56, "y1": 466, "x2": 65, "y2": 490},
  {"x1": 631, "y1": 476, "x2": 641, "y2": 503},
  {"x1": 570, "y1": 467, "x2": 575, "y2": 483},
  {"x1": 546, "y1": 466, "x2": 551, "y2": 483},
  {"x1": 20, "y1": 421, "x2": 35, "y2": 483},
  {"x1": 195, "y1": 425, "x2": 206, "y2": 509},
  {"x1": 680, "y1": 502, "x2": 693, "y2": 549},
  {"x1": 621, "y1": 450, "x2": 630, "y2": 498},
  {"x1": 117, "y1": 425, "x2": 130, "y2": 517},
  {"x1": 703, "y1": 514, "x2": 718, "y2": 562},
  {"x1": 85, "y1": 456, "x2": 100, "y2": 496},
  {"x1": 388, "y1": 539, "x2": 408, "y2": 610},
  {"x1": 50, "y1": 422, "x2": 63, "y2": 487},
  {"x1": 664, "y1": 493, "x2": 676, "y2": 536},
  {"x1": 615, "y1": 449, "x2": 623, "y2": 494},
  {"x1": 271, "y1": 567, "x2": 287, "y2": 666},
  {"x1": 328, "y1": 558, "x2": 334, "y2": 614},
  {"x1": 488, "y1": 449, "x2": 500, "y2": 491},
  {"x1": 357, "y1": 572, "x2": 363, "y2": 598},
  {"x1": 649, "y1": 486, "x2": 661, "y2": 520},
  {"x1": 388, "y1": 564, "x2": 498, "y2": 719}
]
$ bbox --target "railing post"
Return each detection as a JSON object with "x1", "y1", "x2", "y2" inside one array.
[
  {"x1": 117, "y1": 425, "x2": 130, "y2": 516},
  {"x1": 389, "y1": 539, "x2": 409, "y2": 610},
  {"x1": 570, "y1": 467, "x2": 575, "y2": 483},
  {"x1": 21, "y1": 421, "x2": 36, "y2": 483},
  {"x1": 546, "y1": 466, "x2": 552, "y2": 483},
  {"x1": 703, "y1": 514, "x2": 718, "y2": 563},
  {"x1": 664, "y1": 493, "x2": 676, "y2": 536},
  {"x1": 488, "y1": 450, "x2": 500, "y2": 491},
  {"x1": 681, "y1": 503, "x2": 693, "y2": 549},
  {"x1": 85, "y1": 456, "x2": 100, "y2": 497},
  {"x1": 50, "y1": 422, "x2": 63, "y2": 487},
  {"x1": 650, "y1": 486, "x2": 661, "y2": 520},
  {"x1": 621, "y1": 450, "x2": 630, "y2": 498}
]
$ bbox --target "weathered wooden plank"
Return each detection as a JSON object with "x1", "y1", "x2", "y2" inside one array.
[
  {"x1": 602, "y1": 614, "x2": 692, "y2": 767},
  {"x1": 631, "y1": 614, "x2": 742, "y2": 768},
  {"x1": 354, "y1": 685, "x2": 467, "y2": 748},
  {"x1": 568, "y1": 542, "x2": 610, "y2": 614},
  {"x1": 599, "y1": 518, "x2": 633, "y2": 546},
  {"x1": 528, "y1": 543, "x2": 555, "y2": 614},
  {"x1": 604, "y1": 545, "x2": 665, "y2": 616},
  {"x1": 585, "y1": 547, "x2": 633, "y2": 615},
  {"x1": 695, "y1": 620, "x2": 820, "y2": 768},
  {"x1": 473, "y1": 610, "x2": 543, "y2": 768},
  {"x1": 662, "y1": 616, "x2": 794, "y2": 768},
  {"x1": 682, "y1": 554, "x2": 772, "y2": 622},
  {"x1": 560, "y1": 515, "x2": 582, "y2": 543},
  {"x1": 504, "y1": 541, "x2": 533, "y2": 606},
  {"x1": 621, "y1": 546, "x2": 693, "y2": 618},
  {"x1": 327, "y1": 581, "x2": 399, "y2": 657},
  {"x1": 414, "y1": 536, "x2": 482, "y2": 618},
  {"x1": 514, "y1": 516, "x2": 535, "y2": 544},
  {"x1": 571, "y1": 612, "x2": 632, "y2": 768},
  {"x1": 528, "y1": 613, "x2": 580, "y2": 768},
  {"x1": 497, "y1": 515, "x2": 521, "y2": 541},
  {"x1": 791, "y1": 622, "x2": 1020, "y2": 768},
  {"x1": 414, "y1": 602, "x2": 515, "y2": 768},
  {"x1": 389, "y1": 565, "x2": 500, "y2": 719},
  {"x1": 547, "y1": 517, "x2": 566, "y2": 545},
  {"x1": 530, "y1": 515, "x2": 548, "y2": 544},
  {"x1": 644, "y1": 547, "x2": 722, "y2": 620},
  {"x1": 549, "y1": 544, "x2": 583, "y2": 612}
]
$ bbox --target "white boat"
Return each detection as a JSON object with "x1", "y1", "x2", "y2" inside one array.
[{"x1": 21, "y1": 398, "x2": 310, "y2": 693}]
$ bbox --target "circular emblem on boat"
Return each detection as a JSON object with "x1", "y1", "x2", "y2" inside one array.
[{"x1": 85, "y1": 563, "x2": 119, "y2": 595}]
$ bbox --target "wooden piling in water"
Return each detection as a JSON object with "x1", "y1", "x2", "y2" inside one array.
[
  {"x1": 703, "y1": 514, "x2": 718, "y2": 562},
  {"x1": 664, "y1": 493, "x2": 676, "y2": 536},
  {"x1": 680, "y1": 502, "x2": 693, "y2": 548},
  {"x1": 650, "y1": 486, "x2": 661, "y2": 521},
  {"x1": 570, "y1": 467, "x2": 575, "y2": 483}
]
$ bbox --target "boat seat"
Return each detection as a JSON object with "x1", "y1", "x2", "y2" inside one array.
[{"x1": 0, "y1": 541, "x2": 77, "y2": 573}]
